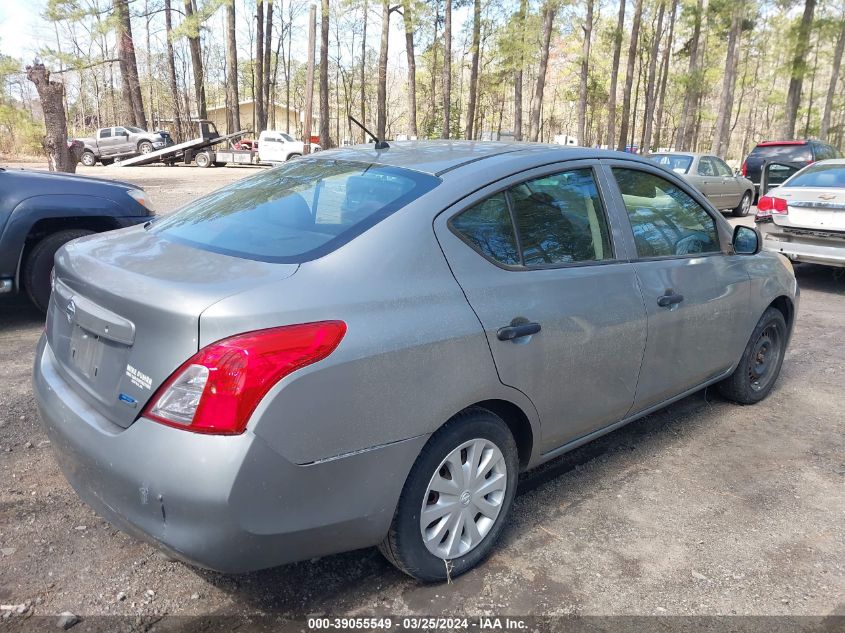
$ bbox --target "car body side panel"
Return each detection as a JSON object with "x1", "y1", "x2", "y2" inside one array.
[{"x1": 198, "y1": 195, "x2": 541, "y2": 466}]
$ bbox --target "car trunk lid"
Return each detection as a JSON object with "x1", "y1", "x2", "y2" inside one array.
[
  {"x1": 46, "y1": 227, "x2": 297, "y2": 428},
  {"x1": 776, "y1": 188, "x2": 845, "y2": 232}
]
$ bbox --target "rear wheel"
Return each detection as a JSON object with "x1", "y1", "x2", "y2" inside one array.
[
  {"x1": 379, "y1": 408, "x2": 518, "y2": 582},
  {"x1": 732, "y1": 191, "x2": 753, "y2": 217},
  {"x1": 718, "y1": 307, "x2": 787, "y2": 404},
  {"x1": 100, "y1": 157, "x2": 114, "y2": 166},
  {"x1": 23, "y1": 229, "x2": 94, "y2": 313},
  {"x1": 80, "y1": 151, "x2": 96, "y2": 167},
  {"x1": 195, "y1": 152, "x2": 212, "y2": 168}
]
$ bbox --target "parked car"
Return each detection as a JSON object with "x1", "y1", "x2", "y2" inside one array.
[
  {"x1": 756, "y1": 159, "x2": 845, "y2": 267},
  {"x1": 0, "y1": 166, "x2": 154, "y2": 311},
  {"x1": 234, "y1": 139, "x2": 257, "y2": 151},
  {"x1": 257, "y1": 130, "x2": 320, "y2": 163},
  {"x1": 34, "y1": 142, "x2": 797, "y2": 582},
  {"x1": 649, "y1": 152, "x2": 755, "y2": 216},
  {"x1": 741, "y1": 139, "x2": 842, "y2": 198},
  {"x1": 79, "y1": 126, "x2": 173, "y2": 166}
]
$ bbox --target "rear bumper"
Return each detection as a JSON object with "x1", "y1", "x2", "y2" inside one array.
[
  {"x1": 759, "y1": 221, "x2": 845, "y2": 268},
  {"x1": 33, "y1": 335, "x2": 426, "y2": 573}
]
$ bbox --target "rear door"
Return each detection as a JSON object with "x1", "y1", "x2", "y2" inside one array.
[
  {"x1": 97, "y1": 127, "x2": 118, "y2": 156},
  {"x1": 712, "y1": 156, "x2": 743, "y2": 207},
  {"x1": 694, "y1": 156, "x2": 722, "y2": 207},
  {"x1": 435, "y1": 161, "x2": 647, "y2": 453},
  {"x1": 602, "y1": 161, "x2": 752, "y2": 412}
]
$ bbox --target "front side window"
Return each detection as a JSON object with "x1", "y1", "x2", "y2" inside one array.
[
  {"x1": 712, "y1": 158, "x2": 733, "y2": 177},
  {"x1": 612, "y1": 168, "x2": 720, "y2": 258},
  {"x1": 450, "y1": 167, "x2": 613, "y2": 267},
  {"x1": 152, "y1": 158, "x2": 439, "y2": 263},
  {"x1": 114, "y1": 127, "x2": 128, "y2": 136}
]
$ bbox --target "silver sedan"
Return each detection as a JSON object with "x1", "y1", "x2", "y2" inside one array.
[
  {"x1": 33, "y1": 142, "x2": 797, "y2": 582},
  {"x1": 650, "y1": 152, "x2": 755, "y2": 217}
]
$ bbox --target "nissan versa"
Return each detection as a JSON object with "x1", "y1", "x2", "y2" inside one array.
[{"x1": 34, "y1": 142, "x2": 798, "y2": 582}]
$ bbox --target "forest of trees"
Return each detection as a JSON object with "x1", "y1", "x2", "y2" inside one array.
[{"x1": 1, "y1": 0, "x2": 844, "y2": 164}]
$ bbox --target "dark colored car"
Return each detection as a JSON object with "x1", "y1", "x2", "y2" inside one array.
[
  {"x1": 742, "y1": 140, "x2": 842, "y2": 198},
  {"x1": 0, "y1": 167, "x2": 154, "y2": 311}
]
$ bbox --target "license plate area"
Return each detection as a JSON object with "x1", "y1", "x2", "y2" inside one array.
[{"x1": 70, "y1": 325, "x2": 105, "y2": 381}]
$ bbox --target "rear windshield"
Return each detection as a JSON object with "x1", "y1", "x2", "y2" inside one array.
[
  {"x1": 650, "y1": 154, "x2": 693, "y2": 174},
  {"x1": 750, "y1": 144, "x2": 812, "y2": 164},
  {"x1": 151, "y1": 158, "x2": 440, "y2": 263},
  {"x1": 784, "y1": 163, "x2": 845, "y2": 189}
]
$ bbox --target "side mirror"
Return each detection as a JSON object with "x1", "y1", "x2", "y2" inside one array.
[{"x1": 733, "y1": 225, "x2": 760, "y2": 255}]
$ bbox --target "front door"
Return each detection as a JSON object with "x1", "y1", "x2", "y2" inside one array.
[
  {"x1": 604, "y1": 164, "x2": 752, "y2": 412},
  {"x1": 435, "y1": 163, "x2": 647, "y2": 453}
]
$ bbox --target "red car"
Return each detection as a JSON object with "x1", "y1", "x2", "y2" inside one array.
[{"x1": 234, "y1": 139, "x2": 257, "y2": 151}]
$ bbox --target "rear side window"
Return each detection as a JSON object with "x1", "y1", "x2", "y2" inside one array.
[
  {"x1": 152, "y1": 159, "x2": 440, "y2": 263},
  {"x1": 784, "y1": 163, "x2": 845, "y2": 188},
  {"x1": 99, "y1": 128, "x2": 112, "y2": 138},
  {"x1": 697, "y1": 157, "x2": 716, "y2": 176},
  {"x1": 450, "y1": 167, "x2": 614, "y2": 267},
  {"x1": 612, "y1": 168, "x2": 720, "y2": 258},
  {"x1": 650, "y1": 154, "x2": 693, "y2": 174}
]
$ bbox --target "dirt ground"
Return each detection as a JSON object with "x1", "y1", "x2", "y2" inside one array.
[{"x1": 0, "y1": 162, "x2": 843, "y2": 623}]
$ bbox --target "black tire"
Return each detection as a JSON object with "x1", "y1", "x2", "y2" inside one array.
[
  {"x1": 100, "y1": 157, "x2": 114, "y2": 166},
  {"x1": 286, "y1": 152, "x2": 301, "y2": 161},
  {"x1": 23, "y1": 229, "x2": 94, "y2": 313},
  {"x1": 138, "y1": 140, "x2": 154, "y2": 154},
  {"x1": 195, "y1": 152, "x2": 212, "y2": 168},
  {"x1": 379, "y1": 408, "x2": 518, "y2": 582},
  {"x1": 732, "y1": 191, "x2": 753, "y2": 217},
  {"x1": 718, "y1": 306, "x2": 788, "y2": 404},
  {"x1": 213, "y1": 161, "x2": 228, "y2": 167},
  {"x1": 80, "y1": 151, "x2": 96, "y2": 167}
]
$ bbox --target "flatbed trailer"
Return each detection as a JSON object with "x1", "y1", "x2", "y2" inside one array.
[{"x1": 116, "y1": 121, "x2": 248, "y2": 167}]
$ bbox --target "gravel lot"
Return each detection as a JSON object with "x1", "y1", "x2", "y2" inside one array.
[{"x1": 0, "y1": 162, "x2": 843, "y2": 622}]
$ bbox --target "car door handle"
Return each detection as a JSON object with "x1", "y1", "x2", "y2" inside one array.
[
  {"x1": 657, "y1": 291, "x2": 684, "y2": 307},
  {"x1": 496, "y1": 321, "x2": 541, "y2": 341}
]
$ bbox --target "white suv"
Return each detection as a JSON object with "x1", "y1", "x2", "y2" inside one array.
[{"x1": 257, "y1": 130, "x2": 321, "y2": 163}]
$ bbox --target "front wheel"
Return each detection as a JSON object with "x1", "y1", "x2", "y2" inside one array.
[
  {"x1": 718, "y1": 307, "x2": 788, "y2": 404},
  {"x1": 286, "y1": 152, "x2": 301, "y2": 161},
  {"x1": 379, "y1": 408, "x2": 518, "y2": 582},
  {"x1": 138, "y1": 140, "x2": 154, "y2": 154},
  {"x1": 732, "y1": 191, "x2": 753, "y2": 217}
]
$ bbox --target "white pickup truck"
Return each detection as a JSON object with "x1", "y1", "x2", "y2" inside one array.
[
  {"x1": 257, "y1": 130, "x2": 321, "y2": 163},
  {"x1": 78, "y1": 126, "x2": 173, "y2": 166}
]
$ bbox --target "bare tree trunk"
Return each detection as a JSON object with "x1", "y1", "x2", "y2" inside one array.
[
  {"x1": 577, "y1": 0, "x2": 594, "y2": 145},
  {"x1": 442, "y1": 0, "x2": 452, "y2": 138},
  {"x1": 163, "y1": 0, "x2": 184, "y2": 140},
  {"x1": 402, "y1": 0, "x2": 418, "y2": 137},
  {"x1": 114, "y1": 0, "x2": 146, "y2": 128},
  {"x1": 783, "y1": 0, "x2": 816, "y2": 139},
  {"x1": 184, "y1": 0, "x2": 207, "y2": 120},
  {"x1": 528, "y1": 1, "x2": 557, "y2": 142},
  {"x1": 677, "y1": 0, "x2": 706, "y2": 150},
  {"x1": 513, "y1": 0, "x2": 528, "y2": 140},
  {"x1": 821, "y1": 18, "x2": 845, "y2": 140},
  {"x1": 640, "y1": 0, "x2": 665, "y2": 153},
  {"x1": 712, "y1": 4, "x2": 742, "y2": 155},
  {"x1": 255, "y1": 0, "x2": 265, "y2": 131},
  {"x1": 360, "y1": 0, "x2": 368, "y2": 141},
  {"x1": 605, "y1": 0, "x2": 625, "y2": 148},
  {"x1": 320, "y1": 0, "x2": 330, "y2": 147},
  {"x1": 376, "y1": 0, "x2": 392, "y2": 140},
  {"x1": 226, "y1": 0, "x2": 241, "y2": 134},
  {"x1": 653, "y1": 0, "x2": 676, "y2": 150},
  {"x1": 616, "y1": 0, "x2": 644, "y2": 150},
  {"x1": 304, "y1": 4, "x2": 316, "y2": 151},
  {"x1": 264, "y1": 0, "x2": 274, "y2": 121},
  {"x1": 26, "y1": 64, "x2": 77, "y2": 173},
  {"x1": 464, "y1": 0, "x2": 481, "y2": 139},
  {"x1": 430, "y1": 0, "x2": 440, "y2": 134}
]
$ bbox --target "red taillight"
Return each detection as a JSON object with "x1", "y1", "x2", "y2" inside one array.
[
  {"x1": 143, "y1": 321, "x2": 347, "y2": 435},
  {"x1": 741, "y1": 161, "x2": 747, "y2": 177},
  {"x1": 756, "y1": 195, "x2": 788, "y2": 220}
]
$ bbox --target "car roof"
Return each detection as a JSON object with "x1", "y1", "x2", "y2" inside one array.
[{"x1": 309, "y1": 140, "x2": 651, "y2": 176}]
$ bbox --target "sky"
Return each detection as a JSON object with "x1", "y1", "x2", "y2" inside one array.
[{"x1": 0, "y1": 1, "x2": 50, "y2": 60}]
